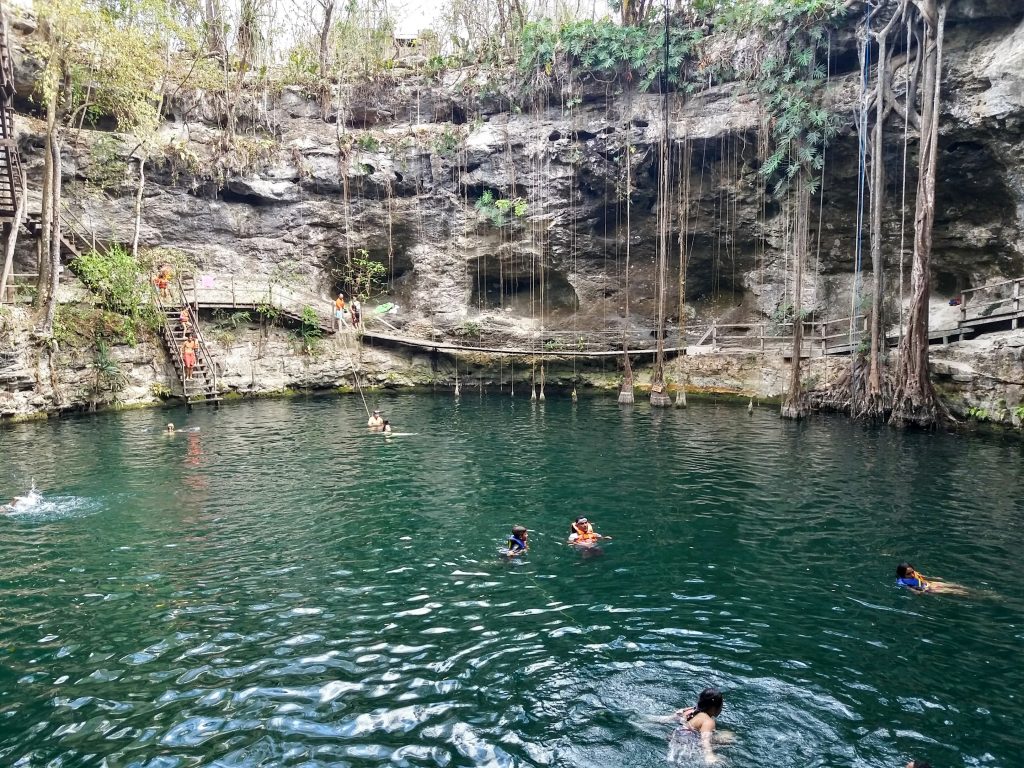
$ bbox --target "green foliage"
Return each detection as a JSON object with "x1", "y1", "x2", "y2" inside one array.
[
  {"x1": 518, "y1": 17, "x2": 703, "y2": 92},
  {"x1": 475, "y1": 190, "x2": 528, "y2": 227},
  {"x1": 339, "y1": 249, "x2": 388, "y2": 300},
  {"x1": 299, "y1": 306, "x2": 323, "y2": 354},
  {"x1": 356, "y1": 133, "x2": 380, "y2": 152},
  {"x1": 91, "y1": 341, "x2": 128, "y2": 396},
  {"x1": 71, "y1": 244, "x2": 160, "y2": 345},
  {"x1": 708, "y1": 0, "x2": 846, "y2": 195},
  {"x1": 213, "y1": 310, "x2": 252, "y2": 330},
  {"x1": 967, "y1": 406, "x2": 990, "y2": 422},
  {"x1": 150, "y1": 381, "x2": 172, "y2": 399},
  {"x1": 255, "y1": 301, "x2": 282, "y2": 326},
  {"x1": 84, "y1": 135, "x2": 127, "y2": 190},
  {"x1": 434, "y1": 127, "x2": 461, "y2": 157},
  {"x1": 455, "y1": 320, "x2": 482, "y2": 339}
]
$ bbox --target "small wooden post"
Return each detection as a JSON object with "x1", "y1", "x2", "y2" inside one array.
[{"x1": 1013, "y1": 280, "x2": 1021, "y2": 330}]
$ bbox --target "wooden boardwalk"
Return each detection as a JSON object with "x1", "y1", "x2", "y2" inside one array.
[{"x1": 175, "y1": 273, "x2": 1024, "y2": 361}]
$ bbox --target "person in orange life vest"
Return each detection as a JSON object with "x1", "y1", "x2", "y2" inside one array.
[{"x1": 568, "y1": 516, "x2": 610, "y2": 544}]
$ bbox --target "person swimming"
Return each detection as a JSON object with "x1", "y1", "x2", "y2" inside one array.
[
  {"x1": 671, "y1": 687, "x2": 725, "y2": 765},
  {"x1": 896, "y1": 562, "x2": 969, "y2": 595},
  {"x1": 506, "y1": 525, "x2": 529, "y2": 557},
  {"x1": 382, "y1": 420, "x2": 392, "y2": 435},
  {"x1": 568, "y1": 516, "x2": 610, "y2": 544}
]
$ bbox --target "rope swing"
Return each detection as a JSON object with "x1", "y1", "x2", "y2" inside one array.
[{"x1": 650, "y1": 0, "x2": 673, "y2": 408}]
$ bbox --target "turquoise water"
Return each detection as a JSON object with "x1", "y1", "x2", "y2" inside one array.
[{"x1": 1, "y1": 394, "x2": 1023, "y2": 768}]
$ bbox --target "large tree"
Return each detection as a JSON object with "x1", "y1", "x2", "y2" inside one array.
[{"x1": 31, "y1": 0, "x2": 169, "y2": 335}]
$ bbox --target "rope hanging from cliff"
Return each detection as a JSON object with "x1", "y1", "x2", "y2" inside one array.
[
  {"x1": 897, "y1": 16, "x2": 913, "y2": 345},
  {"x1": 851, "y1": 4, "x2": 872, "y2": 373}
]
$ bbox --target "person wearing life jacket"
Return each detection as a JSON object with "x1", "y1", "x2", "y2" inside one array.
[
  {"x1": 506, "y1": 525, "x2": 528, "y2": 557},
  {"x1": 568, "y1": 516, "x2": 608, "y2": 544},
  {"x1": 895, "y1": 562, "x2": 968, "y2": 595}
]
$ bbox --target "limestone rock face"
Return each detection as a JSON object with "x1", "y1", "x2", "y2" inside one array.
[{"x1": 3, "y1": 7, "x2": 1024, "y2": 417}]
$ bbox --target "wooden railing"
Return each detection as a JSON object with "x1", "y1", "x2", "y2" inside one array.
[
  {"x1": 960, "y1": 277, "x2": 1023, "y2": 327},
  {"x1": 179, "y1": 273, "x2": 335, "y2": 332}
]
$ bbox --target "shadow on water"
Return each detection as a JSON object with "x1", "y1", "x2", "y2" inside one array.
[{"x1": 1, "y1": 394, "x2": 1023, "y2": 767}]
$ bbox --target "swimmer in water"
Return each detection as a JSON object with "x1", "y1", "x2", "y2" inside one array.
[
  {"x1": 906, "y1": 761, "x2": 932, "y2": 768},
  {"x1": 567, "y1": 516, "x2": 611, "y2": 544},
  {"x1": 506, "y1": 525, "x2": 529, "y2": 557},
  {"x1": 382, "y1": 420, "x2": 392, "y2": 434},
  {"x1": 895, "y1": 562, "x2": 969, "y2": 595},
  {"x1": 166, "y1": 422, "x2": 176, "y2": 433},
  {"x1": 671, "y1": 688, "x2": 725, "y2": 765},
  {"x1": 367, "y1": 409, "x2": 384, "y2": 429}
]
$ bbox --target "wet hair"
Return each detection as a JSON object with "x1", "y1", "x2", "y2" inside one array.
[
  {"x1": 511, "y1": 525, "x2": 527, "y2": 537},
  {"x1": 570, "y1": 516, "x2": 587, "y2": 533},
  {"x1": 686, "y1": 688, "x2": 724, "y2": 721},
  {"x1": 896, "y1": 562, "x2": 913, "y2": 578}
]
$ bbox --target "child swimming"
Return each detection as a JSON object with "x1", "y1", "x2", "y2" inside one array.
[
  {"x1": 505, "y1": 525, "x2": 528, "y2": 557},
  {"x1": 670, "y1": 688, "x2": 725, "y2": 765},
  {"x1": 895, "y1": 562, "x2": 969, "y2": 595},
  {"x1": 567, "y1": 516, "x2": 611, "y2": 544}
]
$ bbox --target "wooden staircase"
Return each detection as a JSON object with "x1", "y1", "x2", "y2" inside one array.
[
  {"x1": 0, "y1": 0, "x2": 20, "y2": 222},
  {"x1": 157, "y1": 284, "x2": 221, "y2": 406}
]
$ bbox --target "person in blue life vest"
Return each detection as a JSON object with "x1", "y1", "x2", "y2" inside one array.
[
  {"x1": 506, "y1": 525, "x2": 528, "y2": 556},
  {"x1": 895, "y1": 562, "x2": 968, "y2": 595}
]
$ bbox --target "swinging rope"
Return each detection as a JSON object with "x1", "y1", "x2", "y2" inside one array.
[{"x1": 850, "y1": 4, "x2": 872, "y2": 408}]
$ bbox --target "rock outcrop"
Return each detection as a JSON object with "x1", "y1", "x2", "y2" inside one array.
[{"x1": 2, "y1": 4, "x2": 1024, "y2": 421}]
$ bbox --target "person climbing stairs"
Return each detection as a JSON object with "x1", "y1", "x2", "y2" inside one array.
[{"x1": 155, "y1": 282, "x2": 221, "y2": 405}]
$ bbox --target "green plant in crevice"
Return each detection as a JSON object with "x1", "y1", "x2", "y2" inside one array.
[
  {"x1": 71, "y1": 243, "x2": 160, "y2": 346},
  {"x1": 355, "y1": 133, "x2": 380, "y2": 152},
  {"x1": 91, "y1": 340, "x2": 129, "y2": 404},
  {"x1": 455, "y1": 320, "x2": 482, "y2": 339},
  {"x1": 337, "y1": 249, "x2": 388, "y2": 301},
  {"x1": 517, "y1": 16, "x2": 704, "y2": 94},
  {"x1": 433, "y1": 126, "x2": 461, "y2": 157},
  {"x1": 298, "y1": 305, "x2": 323, "y2": 355},
  {"x1": 475, "y1": 190, "x2": 528, "y2": 227},
  {"x1": 967, "y1": 406, "x2": 990, "y2": 422}
]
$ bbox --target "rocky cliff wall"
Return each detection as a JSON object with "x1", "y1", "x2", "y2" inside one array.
[{"x1": 2, "y1": 4, "x2": 1024, "y2": 422}]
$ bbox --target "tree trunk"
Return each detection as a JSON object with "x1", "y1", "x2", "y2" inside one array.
[
  {"x1": 0, "y1": 167, "x2": 27, "y2": 305},
  {"x1": 204, "y1": 0, "x2": 226, "y2": 57},
  {"x1": 132, "y1": 157, "x2": 145, "y2": 258},
  {"x1": 318, "y1": 0, "x2": 335, "y2": 82},
  {"x1": 864, "y1": 26, "x2": 888, "y2": 417},
  {"x1": 42, "y1": 126, "x2": 62, "y2": 335},
  {"x1": 35, "y1": 120, "x2": 53, "y2": 310},
  {"x1": 891, "y1": 1, "x2": 946, "y2": 428},
  {"x1": 781, "y1": 173, "x2": 809, "y2": 420}
]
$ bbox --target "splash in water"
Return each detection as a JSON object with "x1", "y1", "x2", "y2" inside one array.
[{"x1": 3, "y1": 483, "x2": 99, "y2": 520}]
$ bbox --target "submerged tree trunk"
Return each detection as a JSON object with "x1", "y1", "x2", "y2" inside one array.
[{"x1": 891, "y1": 0, "x2": 946, "y2": 428}]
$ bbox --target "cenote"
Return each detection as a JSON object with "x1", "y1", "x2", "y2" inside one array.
[{"x1": 1, "y1": 395, "x2": 1023, "y2": 768}]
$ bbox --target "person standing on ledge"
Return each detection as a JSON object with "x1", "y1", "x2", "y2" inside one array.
[
  {"x1": 181, "y1": 335, "x2": 198, "y2": 381},
  {"x1": 350, "y1": 298, "x2": 362, "y2": 328},
  {"x1": 333, "y1": 293, "x2": 347, "y2": 332},
  {"x1": 367, "y1": 409, "x2": 384, "y2": 428}
]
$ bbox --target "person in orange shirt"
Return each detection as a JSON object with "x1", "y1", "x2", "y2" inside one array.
[{"x1": 333, "y1": 293, "x2": 348, "y2": 331}]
